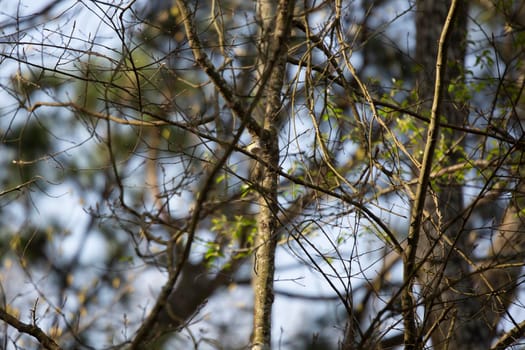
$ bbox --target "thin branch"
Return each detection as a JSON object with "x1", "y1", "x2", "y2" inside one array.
[
  {"x1": 0, "y1": 177, "x2": 41, "y2": 196},
  {"x1": 129, "y1": 125, "x2": 247, "y2": 348},
  {"x1": 175, "y1": 0, "x2": 261, "y2": 137},
  {"x1": 0, "y1": 307, "x2": 62, "y2": 350},
  {"x1": 402, "y1": 1, "x2": 459, "y2": 348},
  {"x1": 490, "y1": 319, "x2": 525, "y2": 350}
]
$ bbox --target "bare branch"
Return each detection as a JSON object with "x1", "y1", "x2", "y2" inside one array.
[
  {"x1": 402, "y1": 1, "x2": 460, "y2": 348},
  {"x1": 0, "y1": 307, "x2": 62, "y2": 350}
]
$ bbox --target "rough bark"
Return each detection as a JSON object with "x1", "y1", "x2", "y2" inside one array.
[
  {"x1": 408, "y1": 1, "x2": 495, "y2": 349},
  {"x1": 251, "y1": 1, "x2": 294, "y2": 348}
]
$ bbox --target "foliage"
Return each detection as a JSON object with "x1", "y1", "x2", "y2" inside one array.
[{"x1": 0, "y1": 0, "x2": 524, "y2": 349}]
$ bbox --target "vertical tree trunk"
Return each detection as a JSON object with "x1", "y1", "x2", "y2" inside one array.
[
  {"x1": 251, "y1": 132, "x2": 279, "y2": 350},
  {"x1": 411, "y1": 1, "x2": 493, "y2": 349},
  {"x1": 251, "y1": 1, "x2": 294, "y2": 349}
]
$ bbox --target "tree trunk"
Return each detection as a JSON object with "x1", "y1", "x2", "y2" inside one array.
[
  {"x1": 410, "y1": 1, "x2": 494, "y2": 349},
  {"x1": 251, "y1": 1, "x2": 294, "y2": 349}
]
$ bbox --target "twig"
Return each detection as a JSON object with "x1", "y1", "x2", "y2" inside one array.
[
  {"x1": 402, "y1": 1, "x2": 459, "y2": 348},
  {"x1": 0, "y1": 307, "x2": 62, "y2": 350}
]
